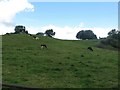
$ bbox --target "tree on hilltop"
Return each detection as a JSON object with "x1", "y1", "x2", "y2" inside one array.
[
  {"x1": 14, "y1": 25, "x2": 28, "y2": 34},
  {"x1": 100, "y1": 29, "x2": 120, "y2": 49},
  {"x1": 45, "y1": 29, "x2": 55, "y2": 37},
  {"x1": 36, "y1": 32, "x2": 44, "y2": 36},
  {"x1": 76, "y1": 30, "x2": 97, "y2": 40}
]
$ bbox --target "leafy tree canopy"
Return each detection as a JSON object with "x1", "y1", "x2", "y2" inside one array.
[
  {"x1": 76, "y1": 30, "x2": 97, "y2": 40},
  {"x1": 100, "y1": 29, "x2": 120, "y2": 49},
  {"x1": 45, "y1": 29, "x2": 55, "y2": 37},
  {"x1": 14, "y1": 25, "x2": 28, "y2": 34},
  {"x1": 36, "y1": 32, "x2": 44, "y2": 36}
]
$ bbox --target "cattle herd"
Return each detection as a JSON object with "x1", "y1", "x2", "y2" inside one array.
[
  {"x1": 28, "y1": 34, "x2": 39, "y2": 40},
  {"x1": 30, "y1": 32, "x2": 94, "y2": 51},
  {"x1": 5, "y1": 33, "x2": 94, "y2": 51},
  {"x1": 27, "y1": 34, "x2": 48, "y2": 49}
]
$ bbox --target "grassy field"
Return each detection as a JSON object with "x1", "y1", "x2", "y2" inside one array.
[{"x1": 2, "y1": 34, "x2": 118, "y2": 88}]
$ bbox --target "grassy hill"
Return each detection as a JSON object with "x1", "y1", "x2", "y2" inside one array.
[{"x1": 2, "y1": 34, "x2": 118, "y2": 88}]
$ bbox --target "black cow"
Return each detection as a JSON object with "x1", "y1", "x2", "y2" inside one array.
[
  {"x1": 28, "y1": 34, "x2": 32, "y2": 36},
  {"x1": 41, "y1": 44, "x2": 47, "y2": 49},
  {"x1": 32, "y1": 35, "x2": 36, "y2": 39},
  {"x1": 87, "y1": 47, "x2": 93, "y2": 51}
]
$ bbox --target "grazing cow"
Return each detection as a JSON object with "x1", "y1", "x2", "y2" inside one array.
[
  {"x1": 28, "y1": 34, "x2": 32, "y2": 36},
  {"x1": 35, "y1": 37, "x2": 39, "y2": 40},
  {"x1": 41, "y1": 44, "x2": 47, "y2": 49},
  {"x1": 32, "y1": 36, "x2": 39, "y2": 40},
  {"x1": 28, "y1": 34, "x2": 39, "y2": 40},
  {"x1": 87, "y1": 47, "x2": 93, "y2": 51},
  {"x1": 32, "y1": 35, "x2": 36, "y2": 39}
]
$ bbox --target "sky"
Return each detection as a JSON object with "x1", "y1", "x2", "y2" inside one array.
[{"x1": 0, "y1": 0, "x2": 118, "y2": 40}]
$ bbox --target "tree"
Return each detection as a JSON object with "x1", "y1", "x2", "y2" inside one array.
[
  {"x1": 100, "y1": 29, "x2": 120, "y2": 49},
  {"x1": 108, "y1": 29, "x2": 117, "y2": 36},
  {"x1": 25, "y1": 30, "x2": 28, "y2": 34},
  {"x1": 76, "y1": 30, "x2": 85, "y2": 40},
  {"x1": 107, "y1": 29, "x2": 120, "y2": 48},
  {"x1": 45, "y1": 29, "x2": 55, "y2": 37},
  {"x1": 76, "y1": 30, "x2": 97, "y2": 40},
  {"x1": 14, "y1": 25, "x2": 28, "y2": 34},
  {"x1": 36, "y1": 32, "x2": 44, "y2": 36}
]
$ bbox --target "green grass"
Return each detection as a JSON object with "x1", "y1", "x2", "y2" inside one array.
[{"x1": 2, "y1": 34, "x2": 118, "y2": 88}]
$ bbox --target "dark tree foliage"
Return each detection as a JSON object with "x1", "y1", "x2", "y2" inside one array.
[
  {"x1": 25, "y1": 30, "x2": 28, "y2": 34},
  {"x1": 36, "y1": 32, "x2": 44, "y2": 36},
  {"x1": 107, "y1": 29, "x2": 120, "y2": 48},
  {"x1": 45, "y1": 29, "x2": 55, "y2": 37},
  {"x1": 76, "y1": 30, "x2": 97, "y2": 40},
  {"x1": 108, "y1": 29, "x2": 117, "y2": 36},
  {"x1": 100, "y1": 29, "x2": 120, "y2": 49},
  {"x1": 14, "y1": 25, "x2": 28, "y2": 34}
]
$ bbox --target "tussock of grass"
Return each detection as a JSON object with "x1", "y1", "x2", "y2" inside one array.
[{"x1": 2, "y1": 34, "x2": 118, "y2": 88}]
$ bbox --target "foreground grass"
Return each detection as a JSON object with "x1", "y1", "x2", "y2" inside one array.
[{"x1": 2, "y1": 34, "x2": 118, "y2": 88}]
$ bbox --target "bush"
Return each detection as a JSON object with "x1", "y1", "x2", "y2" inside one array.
[{"x1": 100, "y1": 29, "x2": 120, "y2": 49}]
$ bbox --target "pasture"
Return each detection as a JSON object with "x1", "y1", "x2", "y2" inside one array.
[{"x1": 2, "y1": 34, "x2": 118, "y2": 88}]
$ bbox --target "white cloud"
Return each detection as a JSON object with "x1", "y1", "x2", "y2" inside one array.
[
  {"x1": 0, "y1": 0, "x2": 34, "y2": 34},
  {"x1": 0, "y1": 24, "x2": 14, "y2": 35},
  {"x1": 27, "y1": 24, "x2": 114, "y2": 40},
  {"x1": 42, "y1": 25, "x2": 113, "y2": 40},
  {"x1": 40, "y1": 25, "x2": 78, "y2": 40}
]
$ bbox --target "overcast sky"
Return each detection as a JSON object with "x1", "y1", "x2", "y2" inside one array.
[{"x1": 0, "y1": 0, "x2": 118, "y2": 40}]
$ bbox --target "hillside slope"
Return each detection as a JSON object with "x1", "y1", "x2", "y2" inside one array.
[{"x1": 2, "y1": 34, "x2": 118, "y2": 88}]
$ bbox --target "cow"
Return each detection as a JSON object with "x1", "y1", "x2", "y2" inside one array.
[
  {"x1": 35, "y1": 37, "x2": 39, "y2": 40},
  {"x1": 41, "y1": 44, "x2": 47, "y2": 49},
  {"x1": 32, "y1": 35, "x2": 36, "y2": 39},
  {"x1": 27, "y1": 34, "x2": 39, "y2": 40},
  {"x1": 31, "y1": 36, "x2": 39, "y2": 40},
  {"x1": 28, "y1": 34, "x2": 32, "y2": 36},
  {"x1": 87, "y1": 47, "x2": 93, "y2": 51}
]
